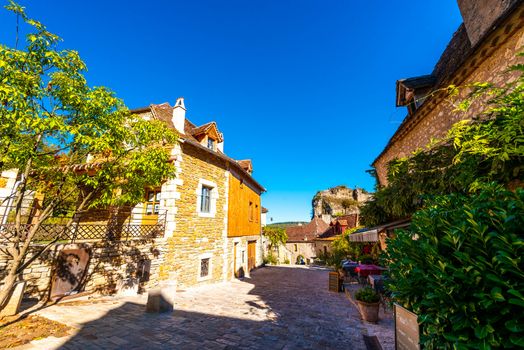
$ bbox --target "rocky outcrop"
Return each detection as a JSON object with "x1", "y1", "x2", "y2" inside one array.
[{"x1": 312, "y1": 186, "x2": 372, "y2": 219}]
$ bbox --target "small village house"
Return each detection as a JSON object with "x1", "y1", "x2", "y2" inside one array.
[{"x1": 284, "y1": 217, "x2": 328, "y2": 264}]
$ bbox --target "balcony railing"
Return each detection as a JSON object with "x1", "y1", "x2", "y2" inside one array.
[{"x1": 0, "y1": 206, "x2": 167, "y2": 243}]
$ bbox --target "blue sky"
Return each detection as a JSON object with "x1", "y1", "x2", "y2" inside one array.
[{"x1": 0, "y1": 1, "x2": 463, "y2": 223}]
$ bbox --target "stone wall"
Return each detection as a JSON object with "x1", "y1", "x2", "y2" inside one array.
[
  {"x1": 374, "y1": 24, "x2": 524, "y2": 186},
  {"x1": 284, "y1": 242, "x2": 316, "y2": 264},
  {"x1": 158, "y1": 142, "x2": 230, "y2": 288},
  {"x1": 0, "y1": 238, "x2": 166, "y2": 300},
  {"x1": 314, "y1": 240, "x2": 333, "y2": 258},
  {"x1": 226, "y1": 235, "x2": 262, "y2": 278}
]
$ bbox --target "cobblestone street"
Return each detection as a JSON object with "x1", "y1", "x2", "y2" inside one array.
[{"x1": 16, "y1": 266, "x2": 393, "y2": 349}]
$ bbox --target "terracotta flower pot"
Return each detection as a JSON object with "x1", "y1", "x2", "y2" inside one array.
[{"x1": 357, "y1": 300, "x2": 380, "y2": 323}]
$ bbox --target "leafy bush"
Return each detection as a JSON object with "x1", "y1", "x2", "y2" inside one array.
[
  {"x1": 283, "y1": 258, "x2": 290, "y2": 264},
  {"x1": 383, "y1": 186, "x2": 524, "y2": 348},
  {"x1": 295, "y1": 255, "x2": 305, "y2": 264},
  {"x1": 264, "y1": 253, "x2": 277, "y2": 265},
  {"x1": 359, "y1": 254, "x2": 374, "y2": 265},
  {"x1": 355, "y1": 287, "x2": 380, "y2": 303}
]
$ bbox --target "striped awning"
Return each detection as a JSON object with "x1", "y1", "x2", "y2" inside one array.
[{"x1": 348, "y1": 229, "x2": 379, "y2": 242}]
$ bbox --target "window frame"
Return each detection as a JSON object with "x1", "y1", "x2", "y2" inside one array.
[
  {"x1": 200, "y1": 185, "x2": 212, "y2": 213},
  {"x1": 144, "y1": 189, "x2": 161, "y2": 216},
  {"x1": 195, "y1": 179, "x2": 219, "y2": 218},
  {"x1": 197, "y1": 253, "x2": 213, "y2": 281},
  {"x1": 207, "y1": 138, "x2": 215, "y2": 150}
]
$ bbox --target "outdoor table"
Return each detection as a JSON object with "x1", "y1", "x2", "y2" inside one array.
[{"x1": 355, "y1": 264, "x2": 385, "y2": 278}]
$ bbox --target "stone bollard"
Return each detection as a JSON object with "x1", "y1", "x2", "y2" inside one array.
[
  {"x1": 0, "y1": 281, "x2": 26, "y2": 317},
  {"x1": 146, "y1": 280, "x2": 177, "y2": 313}
]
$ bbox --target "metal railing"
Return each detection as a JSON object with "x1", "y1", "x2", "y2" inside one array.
[{"x1": 0, "y1": 206, "x2": 167, "y2": 243}]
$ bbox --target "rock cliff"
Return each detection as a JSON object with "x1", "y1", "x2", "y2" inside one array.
[{"x1": 312, "y1": 186, "x2": 372, "y2": 219}]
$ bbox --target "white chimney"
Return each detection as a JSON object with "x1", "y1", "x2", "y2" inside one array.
[{"x1": 172, "y1": 97, "x2": 186, "y2": 134}]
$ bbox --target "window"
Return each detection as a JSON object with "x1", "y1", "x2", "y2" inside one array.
[
  {"x1": 196, "y1": 179, "x2": 218, "y2": 218},
  {"x1": 200, "y1": 258, "x2": 210, "y2": 278},
  {"x1": 248, "y1": 201, "x2": 253, "y2": 221},
  {"x1": 200, "y1": 186, "x2": 212, "y2": 213},
  {"x1": 255, "y1": 204, "x2": 259, "y2": 223},
  {"x1": 294, "y1": 244, "x2": 297, "y2": 252},
  {"x1": 145, "y1": 189, "x2": 161, "y2": 215},
  {"x1": 207, "y1": 138, "x2": 215, "y2": 150}
]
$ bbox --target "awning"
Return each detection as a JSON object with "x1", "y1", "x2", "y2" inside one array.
[{"x1": 348, "y1": 229, "x2": 378, "y2": 242}]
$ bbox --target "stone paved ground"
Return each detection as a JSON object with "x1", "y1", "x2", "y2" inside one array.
[{"x1": 14, "y1": 266, "x2": 393, "y2": 349}]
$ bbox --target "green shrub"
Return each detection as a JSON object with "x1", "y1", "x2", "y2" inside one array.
[
  {"x1": 264, "y1": 253, "x2": 277, "y2": 265},
  {"x1": 383, "y1": 186, "x2": 524, "y2": 348},
  {"x1": 359, "y1": 254, "x2": 374, "y2": 264},
  {"x1": 283, "y1": 258, "x2": 290, "y2": 264},
  {"x1": 295, "y1": 255, "x2": 305, "y2": 264},
  {"x1": 355, "y1": 287, "x2": 380, "y2": 303}
]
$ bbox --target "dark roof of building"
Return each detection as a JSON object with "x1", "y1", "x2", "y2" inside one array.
[
  {"x1": 261, "y1": 207, "x2": 268, "y2": 213},
  {"x1": 316, "y1": 226, "x2": 336, "y2": 240},
  {"x1": 286, "y1": 217, "x2": 330, "y2": 242},
  {"x1": 130, "y1": 103, "x2": 265, "y2": 192},
  {"x1": 397, "y1": 75, "x2": 437, "y2": 90}
]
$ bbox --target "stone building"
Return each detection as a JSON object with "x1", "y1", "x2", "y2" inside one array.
[
  {"x1": 0, "y1": 97, "x2": 265, "y2": 301},
  {"x1": 280, "y1": 215, "x2": 360, "y2": 263},
  {"x1": 283, "y1": 217, "x2": 329, "y2": 264},
  {"x1": 373, "y1": 0, "x2": 524, "y2": 186},
  {"x1": 131, "y1": 98, "x2": 265, "y2": 286}
]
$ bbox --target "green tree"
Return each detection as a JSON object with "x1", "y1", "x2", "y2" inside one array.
[
  {"x1": 0, "y1": 2, "x2": 177, "y2": 310},
  {"x1": 262, "y1": 226, "x2": 287, "y2": 260}
]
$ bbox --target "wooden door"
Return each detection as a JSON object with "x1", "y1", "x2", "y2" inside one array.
[{"x1": 247, "y1": 241, "x2": 256, "y2": 271}]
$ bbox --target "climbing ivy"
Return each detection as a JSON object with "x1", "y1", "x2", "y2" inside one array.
[{"x1": 361, "y1": 59, "x2": 524, "y2": 226}]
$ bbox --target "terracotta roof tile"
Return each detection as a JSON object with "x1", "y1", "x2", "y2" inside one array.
[
  {"x1": 286, "y1": 217, "x2": 330, "y2": 242},
  {"x1": 237, "y1": 160, "x2": 253, "y2": 173},
  {"x1": 130, "y1": 102, "x2": 265, "y2": 192}
]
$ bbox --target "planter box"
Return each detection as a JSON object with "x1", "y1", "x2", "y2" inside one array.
[{"x1": 357, "y1": 300, "x2": 380, "y2": 323}]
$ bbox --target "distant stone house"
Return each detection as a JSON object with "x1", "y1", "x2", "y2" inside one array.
[
  {"x1": 283, "y1": 217, "x2": 329, "y2": 264},
  {"x1": 280, "y1": 215, "x2": 359, "y2": 263},
  {"x1": 313, "y1": 214, "x2": 359, "y2": 257},
  {"x1": 373, "y1": 0, "x2": 524, "y2": 186}
]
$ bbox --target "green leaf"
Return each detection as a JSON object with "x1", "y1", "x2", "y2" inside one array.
[{"x1": 490, "y1": 287, "x2": 505, "y2": 302}]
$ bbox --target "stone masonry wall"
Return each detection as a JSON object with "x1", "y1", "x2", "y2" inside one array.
[
  {"x1": 374, "y1": 28, "x2": 524, "y2": 185},
  {"x1": 284, "y1": 242, "x2": 316, "y2": 264},
  {"x1": 158, "y1": 143, "x2": 229, "y2": 288},
  {"x1": 0, "y1": 238, "x2": 166, "y2": 300}
]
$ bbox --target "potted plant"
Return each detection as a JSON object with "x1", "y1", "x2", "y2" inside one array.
[{"x1": 355, "y1": 287, "x2": 380, "y2": 323}]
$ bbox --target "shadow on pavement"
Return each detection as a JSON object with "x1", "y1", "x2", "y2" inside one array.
[{"x1": 54, "y1": 266, "x2": 366, "y2": 349}]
